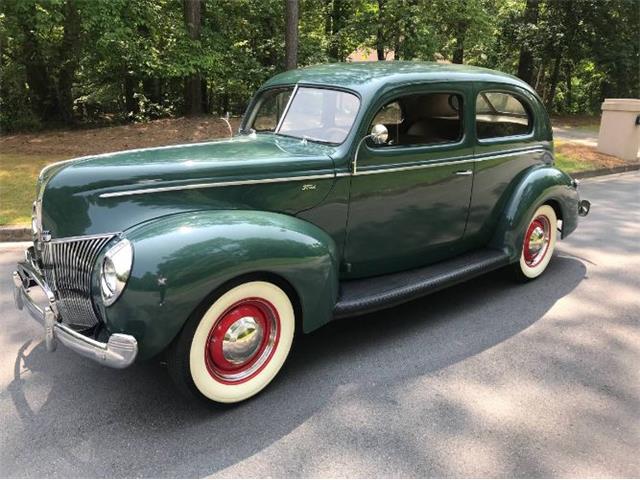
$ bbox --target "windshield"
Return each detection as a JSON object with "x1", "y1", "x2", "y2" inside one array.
[{"x1": 248, "y1": 86, "x2": 360, "y2": 144}]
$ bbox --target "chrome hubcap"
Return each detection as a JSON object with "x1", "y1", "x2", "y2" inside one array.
[
  {"x1": 524, "y1": 215, "x2": 551, "y2": 267},
  {"x1": 205, "y1": 298, "x2": 280, "y2": 384},
  {"x1": 527, "y1": 226, "x2": 546, "y2": 257},
  {"x1": 222, "y1": 316, "x2": 264, "y2": 364}
]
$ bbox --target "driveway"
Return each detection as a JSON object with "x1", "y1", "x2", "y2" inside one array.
[
  {"x1": 552, "y1": 126, "x2": 599, "y2": 147},
  {"x1": 1, "y1": 172, "x2": 638, "y2": 478}
]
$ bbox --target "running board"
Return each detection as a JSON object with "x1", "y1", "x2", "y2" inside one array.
[{"x1": 334, "y1": 249, "x2": 510, "y2": 319}]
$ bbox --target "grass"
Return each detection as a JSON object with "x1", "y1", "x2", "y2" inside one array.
[
  {"x1": 554, "y1": 140, "x2": 628, "y2": 174},
  {"x1": 0, "y1": 116, "x2": 632, "y2": 227},
  {"x1": 0, "y1": 153, "x2": 67, "y2": 225},
  {"x1": 554, "y1": 152, "x2": 591, "y2": 173}
]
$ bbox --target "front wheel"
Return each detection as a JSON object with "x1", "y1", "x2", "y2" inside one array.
[
  {"x1": 513, "y1": 204, "x2": 557, "y2": 281},
  {"x1": 168, "y1": 280, "x2": 295, "y2": 404}
]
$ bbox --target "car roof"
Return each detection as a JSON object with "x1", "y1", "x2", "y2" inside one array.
[{"x1": 262, "y1": 61, "x2": 535, "y2": 95}]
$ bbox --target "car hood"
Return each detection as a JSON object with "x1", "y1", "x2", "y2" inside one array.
[{"x1": 38, "y1": 134, "x2": 338, "y2": 238}]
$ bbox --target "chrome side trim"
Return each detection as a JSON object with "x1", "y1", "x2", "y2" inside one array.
[
  {"x1": 99, "y1": 147, "x2": 546, "y2": 197},
  {"x1": 99, "y1": 173, "x2": 337, "y2": 198},
  {"x1": 474, "y1": 147, "x2": 545, "y2": 161},
  {"x1": 354, "y1": 156, "x2": 474, "y2": 176},
  {"x1": 345, "y1": 147, "x2": 546, "y2": 177}
]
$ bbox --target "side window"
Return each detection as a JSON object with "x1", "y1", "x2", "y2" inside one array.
[
  {"x1": 476, "y1": 91, "x2": 532, "y2": 139},
  {"x1": 369, "y1": 93, "x2": 463, "y2": 147}
]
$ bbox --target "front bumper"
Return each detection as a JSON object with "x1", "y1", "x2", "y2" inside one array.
[{"x1": 12, "y1": 253, "x2": 137, "y2": 368}]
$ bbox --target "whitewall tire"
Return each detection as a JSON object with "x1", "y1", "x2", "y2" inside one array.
[
  {"x1": 169, "y1": 281, "x2": 295, "y2": 404},
  {"x1": 515, "y1": 204, "x2": 557, "y2": 280}
]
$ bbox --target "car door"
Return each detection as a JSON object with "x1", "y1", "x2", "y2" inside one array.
[
  {"x1": 343, "y1": 83, "x2": 475, "y2": 278},
  {"x1": 465, "y1": 84, "x2": 549, "y2": 244}
]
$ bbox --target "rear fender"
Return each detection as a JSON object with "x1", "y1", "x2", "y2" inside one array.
[
  {"x1": 489, "y1": 166, "x2": 579, "y2": 261},
  {"x1": 102, "y1": 210, "x2": 339, "y2": 360}
]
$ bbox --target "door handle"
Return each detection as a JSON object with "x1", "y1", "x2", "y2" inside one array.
[{"x1": 455, "y1": 170, "x2": 473, "y2": 176}]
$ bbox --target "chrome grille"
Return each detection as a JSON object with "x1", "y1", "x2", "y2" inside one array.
[{"x1": 42, "y1": 234, "x2": 115, "y2": 328}]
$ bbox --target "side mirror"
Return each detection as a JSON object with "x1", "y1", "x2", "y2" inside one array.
[
  {"x1": 352, "y1": 124, "x2": 390, "y2": 174},
  {"x1": 370, "y1": 124, "x2": 389, "y2": 144}
]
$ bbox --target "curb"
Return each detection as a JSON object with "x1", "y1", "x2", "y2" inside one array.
[
  {"x1": 0, "y1": 226, "x2": 31, "y2": 242},
  {"x1": 572, "y1": 162, "x2": 640, "y2": 179},
  {"x1": 1, "y1": 164, "x2": 638, "y2": 243}
]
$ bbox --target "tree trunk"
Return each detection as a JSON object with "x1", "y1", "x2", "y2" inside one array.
[
  {"x1": 18, "y1": 4, "x2": 58, "y2": 121},
  {"x1": 201, "y1": 78, "x2": 209, "y2": 113},
  {"x1": 377, "y1": 0, "x2": 385, "y2": 60},
  {"x1": 452, "y1": 21, "x2": 467, "y2": 64},
  {"x1": 326, "y1": 0, "x2": 348, "y2": 61},
  {"x1": 546, "y1": 53, "x2": 562, "y2": 110},
  {"x1": 565, "y1": 63, "x2": 573, "y2": 112},
  {"x1": 124, "y1": 72, "x2": 137, "y2": 115},
  {"x1": 534, "y1": 61, "x2": 545, "y2": 92},
  {"x1": 325, "y1": 0, "x2": 335, "y2": 59},
  {"x1": 184, "y1": 0, "x2": 203, "y2": 115},
  {"x1": 516, "y1": 0, "x2": 539, "y2": 85},
  {"x1": 143, "y1": 78, "x2": 162, "y2": 104},
  {"x1": 57, "y1": 0, "x2": 82, "y2": 124},
  {"x1": 285, "y1": 0, "x2": 299, "y2": 70}
]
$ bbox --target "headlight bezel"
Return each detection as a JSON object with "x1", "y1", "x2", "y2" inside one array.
[{"x1": 100, "y1": 238, "x2": 134, "y2": 307}]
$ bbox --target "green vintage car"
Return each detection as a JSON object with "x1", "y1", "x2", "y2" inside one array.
[{"x1": 13, "y1": 62, "x2": 590, "y2": 403}]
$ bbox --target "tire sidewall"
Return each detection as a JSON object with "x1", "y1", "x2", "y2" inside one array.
[
  {"x1": 518, "y1": 204, "x2": 557, "y2": 279},
  {"x1": 187, "y1": 281, "x2": 295, "y2": 404}
]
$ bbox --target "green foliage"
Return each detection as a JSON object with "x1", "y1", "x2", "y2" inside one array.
[{"x1": 1, "y1": 0, "x2": 638, "y2": 132}]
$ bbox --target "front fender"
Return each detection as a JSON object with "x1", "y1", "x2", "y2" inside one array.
[
  {"x1": 490, "y1": 165, "x2": 579, "y2": 261},
  {"x1": 102, "y1": 210, "x2": 339, "y2": 360}
]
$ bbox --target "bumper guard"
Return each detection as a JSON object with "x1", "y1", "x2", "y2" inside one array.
[{"x1": 12, "y1": 255, "x2": 137, "y2": 369}]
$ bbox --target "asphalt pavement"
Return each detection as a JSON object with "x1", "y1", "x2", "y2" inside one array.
[
  {"x1": 0, "y1": 172, "x2": 638, "y2": 478},
  {"x1": 552, "y1": 126, "x2": 599, "y2": 148}
]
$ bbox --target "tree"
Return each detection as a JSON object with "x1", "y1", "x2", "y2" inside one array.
[
  {"x1": 376, "y1": 0, "x2": 386, "y2": 60},
  {"x1": 184, "y1": 0, "x2": 204, "y2": 115},
  {"x1": 1, "y1": 0, "x2": 638, "y2": 132},
  {"x1": 285, "y1": 0, "x2": 299, "y2": 69},
  {"x1": 516, "y1": 0, "x2": 539, "y2": 85}
]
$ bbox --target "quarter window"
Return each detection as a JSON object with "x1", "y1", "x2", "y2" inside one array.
[
  {"x1": 252, "y1": 88, "x2": 293, "y2": 132},
  {"x1": 476, "y1": 92, "x2": 532, "y2": 139},
  {"x1": 369, "y1": 93, "x2": 463, "y2": 147}
]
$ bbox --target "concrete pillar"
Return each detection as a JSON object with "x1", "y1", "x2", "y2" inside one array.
[{"x1": 597, "y1": 98, "x2": 640, "y2": 161}]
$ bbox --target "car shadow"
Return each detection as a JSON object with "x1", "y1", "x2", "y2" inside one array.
[{"x1": 3, "y1": 254, "x2": 586, "y2": 477}]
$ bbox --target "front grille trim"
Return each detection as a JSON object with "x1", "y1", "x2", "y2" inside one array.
[{"x1": 42, "y1": 233, "x2": 117, "y2": 329}]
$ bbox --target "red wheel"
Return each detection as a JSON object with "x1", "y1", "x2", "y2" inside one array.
[
  {"x1": 522, "y1": 215, "x2": 552, "y2": 268},
  {"x1": 204, "y1": 298, "x2": 280, "y2": 384},
  {"x1": 516, "y1": 204, "x2": 557, "y2": 280},
  {"x1": 168, "y1": 281, "x2": 295, "y2": 404}
]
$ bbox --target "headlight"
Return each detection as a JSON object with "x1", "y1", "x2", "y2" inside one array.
[{"x1": 100, "y1": 238, "x2": 133, "y2": 306}]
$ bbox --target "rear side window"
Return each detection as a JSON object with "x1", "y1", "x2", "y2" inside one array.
[
  {"x1": 369, "y1": 93, "x2": 463, "y2": 147},
  {"x1": 476, "y1": 92, "x2": 532, "y2": 139}
]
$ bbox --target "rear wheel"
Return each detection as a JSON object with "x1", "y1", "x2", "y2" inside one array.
[
  {"x1": 168, "y1": 280, "x2": 295, "y2": 404},
  {"x1": 513, "y1": 204, "x2": 557, "y2": 281}
]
